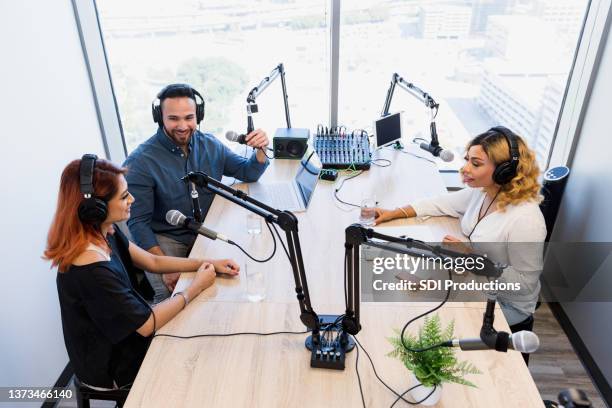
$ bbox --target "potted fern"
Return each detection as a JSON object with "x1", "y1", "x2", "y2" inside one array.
[{"x1": 388, "y1": 314, "x2": 481, "y2": 406}]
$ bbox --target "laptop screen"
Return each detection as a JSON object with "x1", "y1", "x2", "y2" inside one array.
[{"x1": 295, "y1": 151, "x2": 321, "y2": 207}]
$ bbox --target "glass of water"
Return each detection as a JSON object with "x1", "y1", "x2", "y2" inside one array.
[
  {"x1": 247, "y1": 213, "x2": 262, "y2": 235},
  {"x1": 245, "y1": 263, "x2": 266, "y2": 302},
  {"x1": 359, "y1": 197, "x2": 376, "y2": 226}
]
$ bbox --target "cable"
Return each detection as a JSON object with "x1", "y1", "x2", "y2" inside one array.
[
  {"x1": 300, "y1": 150, "x2": 319, "y2": 175},
  {"x1": 399, "y1": 269, "x2": 453, "y2": 353},
  {"x1": 228, "y1": 220, "x2": 276, "y2": 263},
  {"x1": 355, "y1": 342, "x2": 366, "y2": 408},
  {"x1": 333, "y1": 169, "x2": 364, "y2": 208},
  {"x1": 269, "y1": 222, "x2": 292, "y2": 264},
  {"x1": 153, "y1": 329, "x2": 309, "y2": 340},
  {"x1": 402, "y1": 151, "x2": 436, "y2": 164},
  {"x1": 390, "y1": 385, "x2": 434, "y2": 408},
  {"x1": 370, "y1": 158, "x2": 392, "y2": 167},
  {"x1": 259, "y1": 146, "x2": 274, "y2": 160},
  {"x1": 353, "y1": 336, "x2": 435, "y2": 407},
  {"x1": 334, "y1": 190, "x2": 360, "y2": 208},
  {"x1": 331, "y1": 187, "x2": 357, "y2": 212}
]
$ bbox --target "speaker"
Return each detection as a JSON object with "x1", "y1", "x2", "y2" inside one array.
[
  {"x1": 273, "y1": 128, "x2": 310, "y2": 160},
  {"x1": 540, "y1": 166, "x2": 570, "y2": 242}
]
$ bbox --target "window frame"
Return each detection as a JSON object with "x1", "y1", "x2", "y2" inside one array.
[{"x1": 73, "y1": 0, "x2": 611, "y2": 170}]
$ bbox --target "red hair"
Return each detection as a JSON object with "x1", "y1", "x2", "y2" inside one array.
[{"x1": 44, "y1": 158, "x2": 127, "y2": 272}]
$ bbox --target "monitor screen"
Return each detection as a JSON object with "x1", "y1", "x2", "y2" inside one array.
[
  {"x1": 374, "y1": 112, "x2": 403, "y2": 148},
  {"x1": 295, "y1": 150, "x2": 321, "y2": 207}
]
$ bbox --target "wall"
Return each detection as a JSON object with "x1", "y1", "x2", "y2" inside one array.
[
  {"x1": 547, "y1": 7, "x2": 612, "y2": 401},
  {"x1": 0, "y1": 0, "x2": 105, "y2": 389}
]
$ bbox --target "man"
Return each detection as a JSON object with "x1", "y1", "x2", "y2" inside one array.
[{"x1": 124, "y1": 83, "x2": 269, "y2": 302}]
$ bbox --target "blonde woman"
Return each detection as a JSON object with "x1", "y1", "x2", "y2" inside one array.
[{"x1": 374, "y1": 127, "x2": 546, "y2": 350}]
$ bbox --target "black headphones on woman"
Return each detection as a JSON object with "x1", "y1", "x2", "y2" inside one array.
[
  {"x1": 489, "y1": 126, "x2": 520, "y2": 185},
  {"x1": 78, "y1": 154, "x2": 108, "y2": 224},
  {"x1": 151, "y1": 83, "x2": 205, "y2": 126}
]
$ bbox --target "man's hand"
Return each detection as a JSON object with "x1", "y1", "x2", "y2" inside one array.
[
  {"x1": 162, "y1": 272, "x2": 180, "y2": 292},
  {"x1": 211, "y1": 259, "x2": 240, "y2": 276},
  {"x1": 245, "y1": 128, "x2": 269, "y2": 149},
  {"x1": 245, "y1": 129, "x2": 270, "y2": 163}
]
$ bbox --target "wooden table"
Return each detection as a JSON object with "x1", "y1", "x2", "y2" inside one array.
[{"x1": 125, "y1": 146, "x2": 544, "y2": 407}]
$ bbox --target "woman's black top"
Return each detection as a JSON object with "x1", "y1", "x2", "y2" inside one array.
[{"x1": 56, "y1": 226, "x2": 154, "y2": 388}]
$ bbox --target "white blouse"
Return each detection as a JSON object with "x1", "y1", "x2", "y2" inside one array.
[{"x1": 412, "y1": 187, "x2": 547, "y2": 324}]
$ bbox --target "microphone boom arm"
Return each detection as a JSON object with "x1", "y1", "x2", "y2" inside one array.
[
  {"x1": 182, "y1": 171, "x2": 320, "y2": 339},
  {"x1": 343, "y1": 224, "x2": 507, "y2": 351},
  {"x1": 381, "y1": 73, "x2": 441, "y2": 149},
  {"x1": 246, "y1": 63, "x2": 292, "y2": 133}
]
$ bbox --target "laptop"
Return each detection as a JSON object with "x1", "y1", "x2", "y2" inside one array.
[{"x1": 248, "y1": 152, "x2": 321, "y2": 212}]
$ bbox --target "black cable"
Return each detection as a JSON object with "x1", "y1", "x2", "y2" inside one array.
[
  {"x1": 399, "y1": 269, "x2": 453, "y2": 353},
  {"x1": 355, "y1": 341, "x2": 366, "y2": 408},
  {"x1": 333, "y1": 170, "x2": 363, "y2": 208},
  {"x1": 153, "y1": 329, "x2": 309, "y2": 340},
  {"x1": 228, "y1": 220, "x2": 276, "y2": 263},
  {"x1": 259, "y1": 146, "x2": 274, "y2": 160},
  {"x1": 300, "y1": 150, "x2": 319, "y2": 175},
  {"x1": 269, "y1": 222, "x2": 292, "y2": 263},
  {"x1": 389, "y1": 387, "x2": 413, "y2": 408},
  {"x1": 353, "y1": 336, "x2": 410, "y2": 403},
  {"x1": 334, "y1": 190, "x2": 360, "y2": 208},
  {"x1": 353, "y1": 336, "x2": 434, "y2": 407},
  {"x1": 390, "y1": 385, "x2": 434, "y2": 408}
]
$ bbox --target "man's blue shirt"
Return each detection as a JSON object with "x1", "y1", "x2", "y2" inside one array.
[{"x1": 123, "y1": 128, "x2": 268, "y2": 250}]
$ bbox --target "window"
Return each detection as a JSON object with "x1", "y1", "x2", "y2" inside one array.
[
  {"x1": 338, "y1": 0, "x2": 588, "y2": 168},
  {"x1": 95, "y1": 0, "x2": 590, "y2": 170},
  {"x1": 96, "y1": 0, "x2": 329, "y2": 152}
]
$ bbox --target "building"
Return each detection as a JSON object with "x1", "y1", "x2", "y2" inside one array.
[{"x1": 418, "y1": 4, "x2": 472, "y2": 39}]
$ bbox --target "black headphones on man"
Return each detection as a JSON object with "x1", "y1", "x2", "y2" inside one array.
[
  {"x1": 489, "y1": 126, "x2": 520, "y2": 185},
  {"x1": 151, "y1": 83, "x2": 205, "y2": 126},
  {"x1": 78, "y1": 154, "x2": 108, "y2": 225}
]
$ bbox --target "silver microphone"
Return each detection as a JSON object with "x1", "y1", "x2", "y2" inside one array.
[
  {"x1": 225, "y1": 130, "x2": 246, "y2": 145},
  {"x1": 165, "y1": 209, "x2": 230, "y2": 243},
  {"x1": 449, "y1": 330, "x2": 540, "y2": 353},
  {"x1": 438, "y1": 149, "x2": 455, "y2": 162},
  {"x1": 418, "y1": 142, "x2": 455, "y2": 162}
]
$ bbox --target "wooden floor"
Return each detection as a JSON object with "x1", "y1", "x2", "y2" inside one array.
[
  {"x1": 57, "y1": 302, "x2": 607, "y2": 407},
  {"x1": 529, "y1": 302, "x2": 607, "y2": 407}
]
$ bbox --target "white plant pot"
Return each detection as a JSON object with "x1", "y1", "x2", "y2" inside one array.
[{"x1": 408, "y1": 372, "x2": 442, "y2": 406}]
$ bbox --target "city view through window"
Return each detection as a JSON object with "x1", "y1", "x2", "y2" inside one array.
[{"x1": 97, "y1": 0, "x2": 587, "y2": 169}]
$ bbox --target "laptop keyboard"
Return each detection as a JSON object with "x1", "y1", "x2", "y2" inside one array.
[{"x1": 253, "y1": 183, "x2": 299, "y2": 210}]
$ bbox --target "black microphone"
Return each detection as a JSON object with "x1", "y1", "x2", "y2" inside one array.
[
  {"x1": 419, "y1": 142, "x2": 455, "y2": 162},
  {"x1": 225, "y1": 130, "x2": 247, "y2": 145},
  {"x1": 165, "y1": 210, "x2": 230, "y2": 243},
  {"x1": 445, "y1": 330, "x2": 540, "y2": 353},
  {"x1": 226, "y1": 130, "x2": 273, "y2": 152}
]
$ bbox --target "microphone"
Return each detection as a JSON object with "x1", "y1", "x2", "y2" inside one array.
[
  {"x1": 226, "y1": 130, "x2": 247, "y2": 145},
  {"x1": 226, "y1": 130, "x2": 273, "y2": 152},
  {"x1": 447, "y1": 330, "x2": 540, "y2": 353},
  {"x1": 419, "y1": 142, "x2": 455, "y2": 162},
  {"x1": 165, "y1": 210, "x2": 230, "y2": 243}
]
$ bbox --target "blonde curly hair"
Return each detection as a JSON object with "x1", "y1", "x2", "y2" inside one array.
[{"x1": 467, "y1": 128, "x2": 542, "y2": 211}]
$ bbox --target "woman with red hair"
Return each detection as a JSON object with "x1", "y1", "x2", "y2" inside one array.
[{"x1": 45, "y1": 156, "x2": 239, "y2": 390}]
